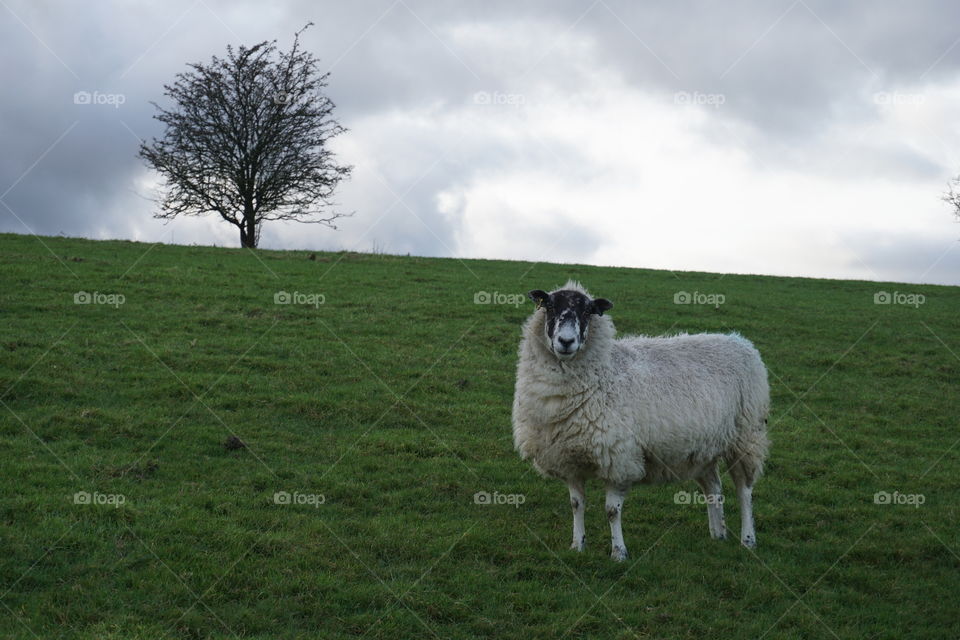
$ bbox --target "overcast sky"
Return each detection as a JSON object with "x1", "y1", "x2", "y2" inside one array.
[{"x1": 3, "y1": 0, "x2": 960, "y2": 284}]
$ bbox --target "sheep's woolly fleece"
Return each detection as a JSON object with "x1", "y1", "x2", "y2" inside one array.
[{"x1": 512, "y1": 281, "x2": 769, "y2": 487}]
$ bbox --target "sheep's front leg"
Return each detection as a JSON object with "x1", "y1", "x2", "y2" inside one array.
[
  {"x1": 605, "y1": 485, "x2": 628, "y2": 561},
  {"x1": 567, "y1": 479, "x2": 586, "y2": 551}
]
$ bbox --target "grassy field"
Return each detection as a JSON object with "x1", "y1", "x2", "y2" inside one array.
[{"x1": 1, "y1": 231, "x2": 958, "y2": 639}]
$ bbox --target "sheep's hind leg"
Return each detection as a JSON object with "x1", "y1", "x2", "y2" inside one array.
[
  {"x1": 605, "y1": 485, "x2": 629, "y2": 561},
  {"x1": 567, "y1": 479, "x2": 586, "y2": 551},
  {"x1": 729, "y1": 462, "x2": 757, "y2": 548},
  {"x1": 696, "y1": 463, "x2": 727, "y2": 540}
]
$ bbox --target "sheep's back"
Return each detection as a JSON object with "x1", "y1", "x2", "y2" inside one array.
[{"x1": 608, "y1": 333, "x2": 766, "y2": 464}]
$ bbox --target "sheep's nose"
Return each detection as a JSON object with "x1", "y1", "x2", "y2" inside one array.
[{"x1": 558, "y1": 337, "x2": 574, "y2": 349}]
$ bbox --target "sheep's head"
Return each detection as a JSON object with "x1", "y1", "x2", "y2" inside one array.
[{"x1": 528, "y1": 288, "x2": 612, "y2": 361}]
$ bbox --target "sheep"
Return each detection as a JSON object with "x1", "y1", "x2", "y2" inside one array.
[{"x1": 512, "y1": 281, "x2": 769, "y2": 561}]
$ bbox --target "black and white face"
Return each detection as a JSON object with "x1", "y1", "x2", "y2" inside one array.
[{"x1": 528, "y1": 289, "x2": 613, "y2": 361}]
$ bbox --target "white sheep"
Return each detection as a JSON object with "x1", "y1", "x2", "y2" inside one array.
[{"x1": 512, "y1": 281, "x2": 770, "y2": 561}]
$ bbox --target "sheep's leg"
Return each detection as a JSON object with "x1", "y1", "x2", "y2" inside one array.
[
  {"x1": 567, "y1": 479, "x2": 586, "y2": 551},
  {"x1": 729, "y1": 463, "x2": 757, "y2": 548},
  {"x1": 696, "y1": 464, "x2": 727, "y2": 540},
  {"x1": 605, "y1": 485, "x2": 628, "y2": 561},
  {"x1": 737, "y1": 482, "x2": 756, "y2": 548}
]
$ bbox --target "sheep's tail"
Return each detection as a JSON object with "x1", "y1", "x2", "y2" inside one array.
[{"x1": 729, "y1": 346, "x2": 771, "y2": 483}]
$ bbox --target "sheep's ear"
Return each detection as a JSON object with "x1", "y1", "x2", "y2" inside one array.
[
  {"x1": 529, "y1": 290, "x2": 550, "y2": 309},
  {"x1": 590, "y1": 298, "x2": 613, "y2": 315}
]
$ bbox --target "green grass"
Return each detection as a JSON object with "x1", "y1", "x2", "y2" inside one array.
[{"x1": 1, "y1": 231, "x2": 958, "y2": 639}]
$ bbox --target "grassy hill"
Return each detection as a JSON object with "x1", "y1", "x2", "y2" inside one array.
[{"x1": 1, "y1": 231, "x2": 958, "y2": 639}]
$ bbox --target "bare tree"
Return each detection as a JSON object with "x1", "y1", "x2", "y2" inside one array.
[
  {"x1": 944, "y1": 176, "x2": 960, "y2": 225},
  {"x1": 139, "y1": 24, "x2": 351, "y2": 248}
]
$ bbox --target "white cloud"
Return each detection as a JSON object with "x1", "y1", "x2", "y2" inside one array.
[{"x1": 432, "y1": 71, "x2": 960, "y2": 283}]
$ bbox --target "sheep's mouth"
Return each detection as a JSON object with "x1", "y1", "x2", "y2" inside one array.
[{"x1": 554, "y1": 348, "x2": 577, "y2": 360}]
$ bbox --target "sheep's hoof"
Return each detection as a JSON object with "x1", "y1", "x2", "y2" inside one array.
[
  {"x1": 570, "y1": 537, "x2": 585, "y2": 552},
  {"x1": 741, "y1": 536, "x2": 756, "y2": 549},
  {"x1": 610, "y1": 546, "x2": 628, "y2": 562},
  {"x1": 712, "y1": 531, "x2": 727, "y2": 541}
]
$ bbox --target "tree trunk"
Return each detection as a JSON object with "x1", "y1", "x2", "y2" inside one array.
[{"x1": 239, "y1": 213, "x2": 257, "y2": 248}]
